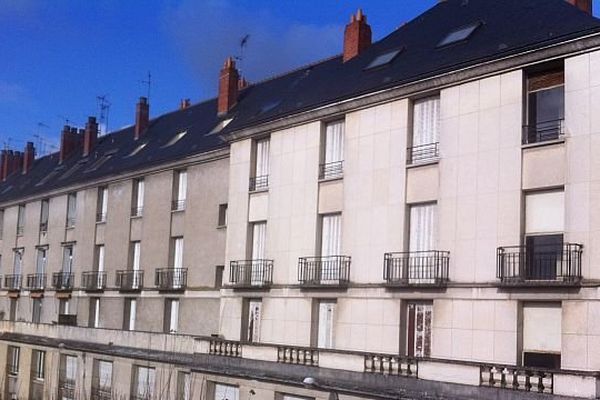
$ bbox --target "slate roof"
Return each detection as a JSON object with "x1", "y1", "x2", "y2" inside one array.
[{"x1": 1, "y1": 0, "x2": 599, "y2": 203}]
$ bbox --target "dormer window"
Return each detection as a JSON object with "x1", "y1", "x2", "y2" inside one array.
[{"x1": 129, "y1": 143, "x2": 147, "y2": 157}]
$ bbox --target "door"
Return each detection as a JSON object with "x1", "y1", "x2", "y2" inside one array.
[
  {"x1": 323, "y1": 120, "x2": 344, "y2": 178},
  {"x1": 36, "y1": 248, "x2": 47, "y2": 274},
  {"x1": 246, "y1": 300, "x2": 262, "y2": 343},
  {"x1": 132, "y1": 242, "x2": 141, "y2": 289},
  {"x1": 406, "y1": 302, "x2": 432, "y2": 358},
  {"x1": 320, "y1": 214, "x2": 342, "y2": 283},
  {"x1": 173, "y1": 238, "x2": 184, "y2": 288},
  {"x1": 408, "y1": 204, "x2": 437, "y2": 283},
  {"x1": 317, "y1": 300, "x2": 336, "y2": 349},
  {"x1": 251, "y1": 222, "x2": 266, "y2": 285}
]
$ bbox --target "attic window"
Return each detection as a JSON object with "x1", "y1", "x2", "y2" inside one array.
[
  {"x1": 1, "y1": 185, "x2": 12, "y2": 194},
  {"x1": 163, "y1": 130, "x2": 187, "y2": 147},
  {"x1": 129, "y1": 142, "x2": 147, "y2": 157},
  {"x1": 437, "y1": 21, "x2": 482, "y2": 47},
  {"x1": 209, "y1": 118, "x2": 233, "y2": 134},
  {"x1": 36, "y1": 167, "x2": 64, "y2": 186},
  {"x1": 85, "y1": 155, "x2": 113, "y2": 172},
  {"x1": 365, "y1": 49, "x2": 402, "y2": 70},
  {"x1": 60, "y1": 160, "x2": 87, "y2": 180},
  {"x1": 260, "y1": 100, "x2": 282, "y2": 115}
]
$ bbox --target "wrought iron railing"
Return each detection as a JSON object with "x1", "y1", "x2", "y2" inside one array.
[
  {"x1": 155, "y1": 268, "x2": 187, "y2": 290},
  {"x1": 298, "y1": 256, "x2": 351, "y2": 286},
  {"x1": 171, "y1": 199, "x2": 186, "y2": 211},
  {"x1": 58, "y1": 379, "x2": 75, "y2": 400},
  {"x1": 82, "y1": 271, "x2": 107, "y2": 291},
  {"x1": 116, "y1": 270, "x2": 144, "y2": 291},
  {"x1": 319, "y1": 161, "x2": 344, "y2": 180},
  {"x1": 407, "y1": 142, "x2": 439, "y2": 164},
  {"x1": 522, "y1": 119, "x2": 564, "y2": 145},
  {"x1": 383, "y1": 251, "x2": 450, "y2": 286},
  {"x1": 7, "y1": 363, "x2": 19, "y2": 376},
  {"x1": 249, "y1": 175, "x2": 269, "y2": 191},
  {"x1": 364, "y1": 353, "x2": 418, "y2": 378},
  {"x1": 480, "y1": 364, "x2": 553, "y2": 394},
  {"x1": 229, "y1": 260, "x2": 273, "y2": 287},
  {"x1": 496, "y1": 243, "x2": 582, "y2": 285},
  {"x1": 277, "y1": 346, "x2": 319, "y2": 366},
  {"x1": 52, "y1": 272, "x2": 75, "y2": 290},
  {"x1": 209, "y1": 338, "x2": 242, "y2": 357},
  {"x1": 91, "y1": 387, "x2": 112, "y2": 400},
  {"x1": 131, "y1": 206, "x2": 143, "y2": 217},
  {"x1": 96, "y1": 212, "x2": 107, "y2": 223},
  {"x1": 4, "y1": 275, "x2": 22, "y2": 291},
  {"x1": 26, "y1": 273, "x2": 47, "y2": 291},
  {"x1": 16, "y1": 226, "x2": 24, "y2": 236}
]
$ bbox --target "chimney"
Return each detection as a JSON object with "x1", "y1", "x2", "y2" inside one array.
[
  {"x1": 238, "y1": 77, "x2": 249, "y2": 90},
  {"x1": 180, "y1": 99, "x2": 191, "y2": 110},
  {"x1": 59, "y1": 125, "x2": 80, "y2": 164},
  {"x1": 566, "y1": 0, "x2": 593, "y2": 14},
  {"x1": 343, "y1": 9, "x2": 372, "y2": 62},
  {"x1": 22, "y1": 142, "x2": 35, "y2": 174},
  {"x1": 218, "y1": 57, "x2": 239, "y2": 115},
  {"x1": 11, "y1": 151, "x2": 23, "y2": 176},
  {"x1": 134, "y1": 97, "x2": 150, "y2": 140},
  {"x1": 0, "y1": 150, "x2": 9, "y2": 181},
  {"x1": 83, "y1": 116, "x2": 99, "y2": 157}
]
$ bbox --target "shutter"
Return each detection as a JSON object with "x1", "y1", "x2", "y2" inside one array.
[
  {"x1": 526, "y1": 191, "x2": 564, "y2": 234},
  {"x1": 523, "y1": 303, "x2": 561, "y2": 353},
  {"x1": 325, "y1": 120, "x2": 345, "y2": 164},
  {"x1": 409, "y1": 204, "x2": 437, "y2": 252},
  {"x1": 247, "y1": 300, "x2": 261, "y2": 342},
  {"x1": 137, "y1": 180, "x2": 145, "y2": 209},
  {"x1": 321, "y1": 214, "x2": 342, "y2": 257},
  {"x1": 255, "y1": 139, "x2": 270, "y2": 177},
  {"x1": 318, "y1": 301, "x2": 335, "y2": 349},
  {"x1": 412, "y1": 97, "x2": 440, "y2": 146},
  {"x1": 251, "y1": 223, "x2": 267, "y2": 260}
]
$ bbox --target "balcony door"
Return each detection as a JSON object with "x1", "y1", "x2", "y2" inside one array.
[
  {"x1": 406, "y1": 302, "x2": 432, "y2": 358},
  {"x1": 410, "y1": 96, "x2": 440, "y2": 163},
  {"x1": 36, "y1": 248, "x2": 47, "y2": 275},
  {"x1": 13, "y1": 249, "x2": 23, "y2": 276},
  {"x1": 243, "y1": 299, "x2": 262, "y2": 343},
  {"x1": 250, "y1": 222, "x2": 266, "y2": 285},
  {"x1": 317, "y1": 300, "x2": 336, "y2": 349},
  {"x1": 131, "y1": 241, "x2": 141, "y2": 289},
  {"x1": 320, "y1": 213, "x2": 342, "y2": 284},
  {"x1": 408, "y1": 203, "x2": 437, "y2": 284},
  {"x1": 62, "y1": 246, "x2": 73, "y2": 274},
  {"x1": 172, "y1": 237, "x2": 184, "y2": 288}
]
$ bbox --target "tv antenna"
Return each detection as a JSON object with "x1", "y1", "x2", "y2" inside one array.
[
  {"x1": 96, "y1": 95, "x2": 111, "y2": 134},
  {"x1": 57, "y1": 115, "x2": 78, "y2": 127},
  {"x1": 139, "y1": 71, "x2": 152, "y2": 101},
  {"x1": 235, "y1": 34, "x2": 250, "y2": 70}
]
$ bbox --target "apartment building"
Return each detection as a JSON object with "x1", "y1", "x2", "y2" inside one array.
[{"x1": 0, "y1": 0, "x2": 600, "y2": 399}]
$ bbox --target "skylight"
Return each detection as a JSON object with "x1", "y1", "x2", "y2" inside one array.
[
  {"x1": 36, "y1": 167, "x2": 63, "y2": 186},
  {"x1": 209, "y1": 118, "x2": 233, "y2": 135},
  {"x1": 163, "y1": 130, "x2": 188, "y2": 147},
  {"x1": 365, "y1": 49, "x2": 402, "y2": 70},
  {"x1": 437, "y1": 22, "x2": 482, "y2": 47},
  {"x1": 129, "y1": 142, "x2": 147, "y2": 157},
  {"x1": 85, "y1": 155, "x2": 113, "y2": 172},
  {"x1": 260, "y1": 100, "x2": 282, "y2": 115}
]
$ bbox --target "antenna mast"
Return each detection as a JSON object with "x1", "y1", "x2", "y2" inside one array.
[
  {"x1": 96, "y1": 95, "x2": 111, "y2": 135},
  {"x1": 140, "y1": 71, "x2": 152, "y2": 102},
  {"x1": 235, "y1": 34, "x2": 250, "y2": 72}
]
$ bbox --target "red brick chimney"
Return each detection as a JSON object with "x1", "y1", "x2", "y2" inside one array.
[
  {"x1": 11, "y1": 151, "x2": 23, "y2": 176},
  {"x1": 343, "y1": 9, "x2": 372, "y2": 62},
  {"x1": 134, "y1": 97, "x2": 149, "y2": 140},
  {"x1": 22, "y1": 142, "x2": 35, "y2": 174},
  {"x1": 59, "y1": 125, "x2": 81, "y2": 164},
  {"x1": 0, "y1": 150, "x2": 9, "y2": 181},
  {"x1": 218, "y1": 57, "x2": 239, "y2": 115},
  {"x1": 566, "y1": 0, "x2": 592, "y2": 14},
  {"x1": 83, "y1": 116, "x2": 99, "y2": 157}
]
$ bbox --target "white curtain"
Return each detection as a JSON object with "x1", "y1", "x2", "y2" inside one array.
[
  {"x1": 98, "y1": 361, "x2": 112, "y2": 389},
  {"x1": 251, "y1": 222, "x2": 267, "y2": 260},
  {"x1": 318, "y1": 301, "x2": 336, "y2": 349},
  {"x1": 526, "y1": 191, "x2": 564, "y2": 234},
  {"x1": 409, "y1": 204, "x2": 437, "y2": 252},
  {"x1": 36, "y1": 249, "x2": 47, "y2": 274},
  {"x1": 67, "y1": 194, "x2": 77, "y2": 221},
  {"x1": 255, "y1": 139, "x2": 270, "y2": 177},
  {"x1": 177, "y1": 171, "x2": 187, "y2": 202},
  {"x1": 17, "y1": 206, "x2": 25, "y2": 228},
  {"x1": 93, "y1": 298, "x2": 100, "y2": 328},
  {"x1": 132, "y1": 242, "x2": 141, "y2": 271},
  {"x1": 13, "y1": 250, "x2": 22, "y2": 275},
  {"x1": 324, "y1": 120, "x2": 345, "y2": 164},
  {"x1": 65, "y1": 356, "x2": 77, "y2": 381},
  {"x1": 170, "y1": 300, "x2": 179, "y2": 333},
  {"x1": 413, "y1": 96, "x2": 440, "y2": 146},
  {"x1": 173, "y1": 238, "x2": 184, "y2": 269},
  {"x1": 247, "y1": 300, "x2": 262, "y2": 342},
  {"x1": 214, "y1": 384, "x2": 239, "y2": 400},
  {"x1": 136, "y1": 180, "x2": 145, "y2": 209},
  {"x1": 97, "y1": 245, "x2": 105, "y2": 272},
  {"x1": 321, "y1": 214, "x2": 342, "y2": 257},
  {"x1": 100, "y1": 187, "x2": 108, "y2": 216},
  {"x1": 40, "y1": 201, "x2": 49, "y2": 225},
  {"x1": 129, "y1": 300, "x2": 137, "y2": 331},
  {"x1": 135, "y1": 367, "x2": 155, "y2": 399},
  {"x1": 62, "y1": 246, "x2": 73, "y2": 273}
]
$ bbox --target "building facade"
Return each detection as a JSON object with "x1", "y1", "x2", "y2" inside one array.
[{"x1": 1, "y1": 0, "x2": 600, "y2": 399}]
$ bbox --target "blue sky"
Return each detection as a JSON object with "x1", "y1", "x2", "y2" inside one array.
[{"x1": 1, "y1": 0, "x2": 595, "y2": 155}]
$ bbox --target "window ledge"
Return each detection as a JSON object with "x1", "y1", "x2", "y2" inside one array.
[
  {"x1": 406, "y1": 159, "x2": 439, "y2": 169},
  {"x1": 249, "y1": 188, "x2": 269, "y2": 194},
  {"x1": 171, "y1": 209, "x2": 185, "y2": 214},
  {"x1": 95, "y1": 221, "x2": 106, "y2": 225},
  {"x1": 521, "y1": 138, "x2": 565, "y2": 150},
  {"x1": 130, "y1": 215, "x2": 142, "y2": 220},
  {"x1": 318, "y1": 175, "x2": 343, "y2": 184},
  {"x1": 217, "y1": 225, "x2": 227, "y2": 230}
]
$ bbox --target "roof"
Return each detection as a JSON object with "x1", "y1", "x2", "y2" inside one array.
[{"x1": 1, "y1": 0, "x2": 599, "y2": 204}]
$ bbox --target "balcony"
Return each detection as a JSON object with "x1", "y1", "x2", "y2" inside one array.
[
  {"x1": 249, "y1": 175, "x2": 269, "y2": 191},
  {"x1": 116, "y1": 270, "x2": 144, "y2": 291},
  {"x1": 229, "y1": 260, "x2": 273, "y2": 289},
  {"x1": 496, "y1": 243, "x2": 582, "y2": 287},
  {"x1": 26, "y1": 273, "x2": 47, "y2": 291},
  {"x1": 407, "y1": 142, "x2": 439, "y2": 165},
  {"x1": 480, "y1": 364, "x2": 553, "y2": 394},
  {"x1": 58, "y1": 379, "x2": 75, "y2": 400},
  {"x1": 155, "y1": 268, "x2": 187, "y2": 291},
  {"x1": 298, "y1": 256, "x2": 351, "y2": 288},
  {"x1": 319, "y1": 161, "x2": 343, "y2": 180},
  {"x1": 91, "y1": 386, "x2": 112, "y2": 400},
  {"x1": 171, "y1": 199, "x2": 186, "y2": 212},
  {"x1": 53, "y1": 272, "x2": 75, "y2": 291},
  {"x1": 4, "y1": 275, "x2": 22, "y2": 291},
  {"x1": 523, "y1": 119, "x2": 564, "y2": 145},
  {"x1": 383, "y1": 251, "x2": 450, "y2": 287},
  {"x1": 81, "y1": 271, "x2": 107, "y2": 291}
]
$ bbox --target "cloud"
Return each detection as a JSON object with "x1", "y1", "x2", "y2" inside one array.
[
  {"x1": 162, "y1": 0, "x2": 342, "y2": 93},
  {"x1": 0, "y1": 81, "x2": 30, "y2": 104}
]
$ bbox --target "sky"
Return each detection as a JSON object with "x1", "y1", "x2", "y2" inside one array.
[{"x1": 1, "y1": 0, "x2": 596, "y2": 155}]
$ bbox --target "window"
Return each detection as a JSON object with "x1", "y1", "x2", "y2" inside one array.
[
  {"x1": 163, "y1": 299, "x2": 179, "y2": 334},
  {"x1": 32, "y1": 298, "x2": 42, "y2": 323},
  {"x1": 176, "y1": 371, "x2": 191, "y2": 400},
  {"x1": 405, "y1": 302, "x2": 433, "y2": 357},
  {"x1": 7, "y1": 346, "x2": 19, "y2": 376},
  {"x1": 250, "y1": 222, "x2": 267, "y2": 262},
  {"x1": 437, "y1": 21, "x2": 481, "y2": 47},
  {"x1": 320, "y1": 120, "x2": 345, "y2": 179},
  {"x1": 85, "y1": 154, "x2": 113, "y2": 172},
  {"x1": 164, "y1": 130, "x2": 188, "y2": 147},
  {"x1": 409, "y1": 203, "x2": 437, "y2": 252},
  {"x1": 171, "y1": 237, "x2": 184, "y2": 269},
  {"x1": 31, "y1": 350, "x2": 45, "y2": 380},
  {"x1": 250, "y1": 138, "x2": 270, "y2": 191},
  {"x1": 92, "y1": 360, "x2": 113, "y2": 397},
  {"x1": 276, "y1": 394, "x2": 314, "y2": 400},
  {"x1": 130, "y1": 241, "x2": 141, "y2": 271},
  {"x1": 525, "y1": 67, "x2": 565, "y2": 144},
  {"x1": 39, "y1": 199, "x2": 49, "y2": 233},
  {"x1": 16, "y1": 204, "x2": 25, "y2": 236},
  {"x1": 215, "y1": 265, "x2": 224, "y2": 288},
  {"x1": 96, "y1": 186, "x2": 108, "y2": 222},
  {"x1": 89, "y1": 297, "x2": 100, "y2": 328},
  {"x1": 59, "y1": 355, "x2": 77, "y2": 400},
  {"x1": 242, "y1": 299, "x2": 262, "y2": 343},
  {"x1": 212, "y1": 383, "x2": 239, "y2": 400},
  {"x1": 129, "y1": 143, "x2": 147, "y2": 157},
  {"x1": 522, "y1": 303, "x2": 561, "y2": 369},
  {"x1": 66, "y1": 193, "x2": 77, "y2": 228},
  {"x1": 36, "y1": 247, "x2": 47, "y2": 274},
  {"x1": 62, "y1": 245, "x2": 74, "y2": 273},
  {"x1": 409, "y1": 96, "x2": 440, "y2": 164},
  {"x1": 123, "y1": 298, "x2": 137, "y2": 331},
  {"x1": 13, "y1": 248, "x2": 23, "y2": 275},
  {"x1": 9, "y1": 298, "x2": 17, "y2": 321},
  {"x1": 313, "y1": 300, "x2": 336, "y2": 349},
  {"x1": 218, "y1": 204, "x2": 228, "y2": 227},
  {"x1": 132, "y1": 365, "x2": 155, "y2": 400},
  {"x1": 365, "y1": 48, "x2": 402, "y2": 70},
  {"x1": 59, "y1": 298, "x2": 74, "y2": 315},
  {"x1": 132, "y1": 178, "x2": 145, "y2": 217},
  {"x1": 172, "y1": 170, "x2": 187, "y2": 211},
  {"x1": 320, "y1": 214, "x2": 341, "y2": 258},
  {"x1": 95, "y1": 245, "x2": 105, "y2": 272}
]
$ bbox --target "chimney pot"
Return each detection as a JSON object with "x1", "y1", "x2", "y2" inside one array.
[
  {"x1": 180, "y1": 99, "x2": 191, "y2": 110},
  {"x1": 218, "y1": 57, "x2": 240, "y2": 115},
  {"x1": 134, "y1": 97, "x2": 150, "y2": 140},
  {"x1": 343, "y1": 9, "x2": 372, "y2": 62},
  {"x1": 22, "y1": 142, "x2": 35, "y2": 174},
  {"x1": 566, "y1": 0, "x2": 592, "y2": 14},
  {"x1": 83, "y1": 116, "x2": 99, "y2": 157}
]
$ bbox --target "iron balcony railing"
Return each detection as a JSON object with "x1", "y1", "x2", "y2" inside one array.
[
  {"x1": 26, "y1": 273, "x2": 47, "y2": 291},
  {"x1": 116, "y1": 270, "x2": 144, "y2": 291},
  {"x1": 522, "y1": 118, "x2": 564, "y2": 145},
  {"x1": 91, "y1": 386, "x2": 112, "y2": 400},
  {"x1": 4, "y1": 275, "x2": 22, "y2": 291},
  {"x1": 53, "y1": 272, "x2": 75, "y2": 290},
  {"x1": 82, "y1": 271, "x2": 107, "y2": 291},
  {"x1": 407, "y1": 142, "x2": 439, "y2": 164},
  {"x1": 39, "y1": 222, "x2": 48, "y2": 233},
  {"x1": 7, "y1": 363, "x2": 18, "y2": 376},
  {"x1": 229, "y1": 260, "x2": 273, "y2": 288},
  {"x1": 496, "y1": 243, "x2": 582, "y2": 285},
  {"x1": 249, "y1": 175, "x2": 269, "y2": 191},
  {"x1": 96, "y1": 212, "x2": 107, "y2": 223},
  {"x1": 298, "y1": 256, "x2": 351, "y2": 286},
  {"x1": 66, "y1": 217, "x2": 76, "y2": 228},
  {"x1": 58, "y1": 379, "x2": 75, "y2": 400},
  {"x1": 131, "y1": 206, "x2": 143, "y2": 217},
  {"x1": 319, "y1": 161, "x2": 344, "y2": 180},
  {"x1": 171, "y1": 199, "x2": 186, "y2": 211},
  {"x1": 155, "y1": 268, "x2": 187, "y2": 290},
  {"x1": 16, "y1": 226, "x2": 24, "y2": 236},
  {"x1": 383, "y1": 251, "x2": 450, "y2": 286}
]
